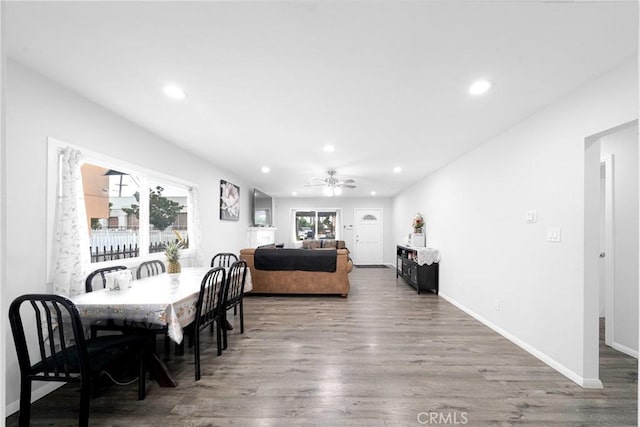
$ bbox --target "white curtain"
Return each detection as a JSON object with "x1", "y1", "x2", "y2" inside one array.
[
  {"x1": 51, "y1": 147, "x2": 91, "y2": 296},
  {"x1": 289, "y1": 209, "x2": 298, "y2": 247},
  {"x1": 188, "y1": 186, "x2": 204, "y2": 267}
]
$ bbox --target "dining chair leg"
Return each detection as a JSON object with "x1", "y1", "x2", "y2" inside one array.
[
  {"x1": 138, "y1": 344, "x2": 146, "y2": 400},
  {"x1": 216, "y1": 319, "x2": 223, "y2": 356},
  {"x1": 239, "y1": 300, "x2": 244, "y2": 334},
  {"x1": 222, "y1": 313, "x2": 228, "y2": 350},
  {"x1": 79, "y1": 379, "x2": 91, "y2": 427},
  {"x1": 194, "y1": 330, "x2": 201, "y2": 381},
  {"x1": 18, "y1": 378, "x2": 31, "y2": 427}
]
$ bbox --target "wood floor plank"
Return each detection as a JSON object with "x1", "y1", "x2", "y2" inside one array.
[{"x1": 6, "y1": 267, "x2": 637, "y2": 426}]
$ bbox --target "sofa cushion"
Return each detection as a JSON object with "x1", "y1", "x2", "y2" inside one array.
[
  {"x1": 254, "y1": 248, "x2": 337, "y2": 272},
  {"x1": 302, "y1": 240, "x2": 321, "y2": 249},
  {"x1": 302, "y1": 239, "x2": 346, "y2": 249}
]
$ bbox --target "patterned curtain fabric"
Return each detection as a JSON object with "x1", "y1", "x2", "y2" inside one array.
[
  {"x1": 188, "y1": 186, "x2": 204, "y2": 267},
  {"x1": 51, "y1": 147, "x2": 90, "y2": 296}
]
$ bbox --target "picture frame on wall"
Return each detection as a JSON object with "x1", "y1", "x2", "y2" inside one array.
[{"x1": 220, "y1": 180, "x2": 240, "y2": 221}]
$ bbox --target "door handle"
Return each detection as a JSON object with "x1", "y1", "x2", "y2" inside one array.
[{"x1": 599, "y1": 252, "x2": 606, "y2": 258}]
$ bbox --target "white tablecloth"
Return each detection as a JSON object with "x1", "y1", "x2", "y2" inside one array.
[
  {"x1": 72, "y1": 267, "x2": 252, "y2": 344},
  {"x1": 415, "y1": 247, "x2": 441, "y2": 266}
]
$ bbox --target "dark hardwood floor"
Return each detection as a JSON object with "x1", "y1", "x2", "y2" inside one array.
[{"x1": 6, "y1": 267, "x2": 638, "y2": 426}]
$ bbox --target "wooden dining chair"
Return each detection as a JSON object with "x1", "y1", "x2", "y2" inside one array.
[
  {"x1": 222, "y1": 260, "x2": 248, "y2": 350},
  {"x1": 9, "y1": 294, "x2": 146, "y2": 427},
  {"x1": 210, "y1": 252, "x2": 238, "y2": 268},
  {"x1": 183, "y1": 267, "x2": 226, "y2": 381},
  {"x1": 136, "y1": 260, "x2": 166, "y2": 279}
]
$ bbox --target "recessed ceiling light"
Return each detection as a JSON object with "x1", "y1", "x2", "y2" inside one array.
[
  {"x1": 261, "y1": 166, "x2": 270, "y2": 173},
  {"x1": 393, "y1": 166, "x2": 402, "y2": 173},
  {"x1": 371, "y1": 191, "x2": 377, "y2": 196},
  {"x1": 469, "y1": 80, "x2": 493, "y2": 95},
  {"x1": 292, "y1": 192, "x2": 298, "y2": 196},
  {"x1": 163, "y1": 85, "x2": 186, "y2": 99},
  {"x1": 323, "y1": 145, "x2": 335, "y2": 153}
]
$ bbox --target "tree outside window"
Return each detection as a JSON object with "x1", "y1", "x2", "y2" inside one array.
[{"x1": 294, "y1": 210, "x2": 339, "y2": 241}]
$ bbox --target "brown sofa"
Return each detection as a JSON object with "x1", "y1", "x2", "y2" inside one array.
[{"x1": 239, "y1": 247, "x2": 352, "y2": 297}]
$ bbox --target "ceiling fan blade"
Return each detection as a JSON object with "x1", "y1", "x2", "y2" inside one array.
[
  {"x1": 340, "y1": 179, "x2": 356, "y2": 184},
  {"x1": 304, "y1": 183, "x2": 326, "y2": 187},
  {"x1": 341, "y1": 184, "x2": 357, "y2": 189}
]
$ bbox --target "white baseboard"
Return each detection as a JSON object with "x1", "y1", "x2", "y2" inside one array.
[
  {"x1": 5, "y1": 382, "x2": 64, "y2": 416},
  {"x1": 439, "y1": 292, "x2": 603, "y2": 390},
  {"x1": 612, "y1": 342, "x2": 639, "y2": 359}
]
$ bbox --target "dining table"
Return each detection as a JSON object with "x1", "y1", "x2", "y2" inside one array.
[{"x1": 71, "y1": 266, "x2": 252, "y2": 386}]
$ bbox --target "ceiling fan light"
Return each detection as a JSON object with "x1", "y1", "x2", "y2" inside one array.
[
  {"x1": 334, "y1": 187, "x2": 342, "y2": 196},
  {"x1": 323, "y1": 187, "x2": 334, "y2": 196}
]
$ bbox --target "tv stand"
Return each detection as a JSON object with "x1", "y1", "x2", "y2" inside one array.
[{"x1": 396, "y1": 244, "x2": 439, "y2": 294}]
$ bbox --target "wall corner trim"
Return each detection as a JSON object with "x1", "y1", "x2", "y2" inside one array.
[{"x1": 439, "y1": 292, "x2": 602, "y2": 389}]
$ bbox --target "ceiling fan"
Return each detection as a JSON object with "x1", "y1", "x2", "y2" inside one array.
[{"x1": 305, "y1": 170, "x2": 356, "y2": 196}]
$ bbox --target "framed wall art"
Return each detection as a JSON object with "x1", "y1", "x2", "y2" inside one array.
[{"x1": 220, "y1": 180, "x2": 240, "y2": 221}]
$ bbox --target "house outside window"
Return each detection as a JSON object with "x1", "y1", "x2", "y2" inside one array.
[
  {"x1": 294, "y1": 209, "x2": 340, "y2": 241},
  {"x1": 80, "y1": 162, "x2": 190, "y2": 263}
]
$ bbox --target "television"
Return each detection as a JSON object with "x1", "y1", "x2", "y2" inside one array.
[{"x1": 252, "y1": 188, "x2": 273, "y2": 227}]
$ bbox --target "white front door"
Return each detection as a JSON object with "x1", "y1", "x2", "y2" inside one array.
[{"x1": 354, "y1": 208, "x2": 383, "y2": 265}]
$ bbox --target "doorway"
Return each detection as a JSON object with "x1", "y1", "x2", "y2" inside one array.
[
  {"x1": 584, "y1": 119, "x2": 639, "y2": 387},
  {"x1": 353, "y1": 208, "x2": 383, "y2": 265}
]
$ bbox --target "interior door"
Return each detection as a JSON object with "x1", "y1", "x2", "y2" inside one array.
[{"x1": 354, "y1": 208, "x2": 383, "y2": 265}]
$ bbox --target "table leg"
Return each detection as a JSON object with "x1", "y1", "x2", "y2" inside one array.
[{"x1": 149, "y1": 353, "x2": 177, "y2": 387}]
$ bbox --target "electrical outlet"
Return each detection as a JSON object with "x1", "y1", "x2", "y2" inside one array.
[
  {"x1": 546, "y1": 226, "x2": 561, "y2": 242},
  {"x1": 494, "y1": 299, "x2": 500, "y2": 311}
]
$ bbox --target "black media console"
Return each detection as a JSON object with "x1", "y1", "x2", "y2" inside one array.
[{"x1": 396, "y1": 244, "x2": 439, "y2": 295}]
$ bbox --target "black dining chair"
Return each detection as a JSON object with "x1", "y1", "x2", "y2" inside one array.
[
  {"x1": 222, "y1": 260, "x2": 248, "y2": 350},
  {"x1": 211, "y1": 253, "x2": 239, "y2": 317},
  {"x1": 134, "y1": 260, "x2": 172, "y2": 357},
  {"x1": 210, "y1": 252, "x2": 238, "y2": 269},
  {"x1": 85, "y1": 265, "x2": 128, "y2": 293},
  {"x1": 183, "y1": 267, "x2": 226, "y2": 381},
  {"x1": 136, "y1": 260, "x2": 166, "y2": 279},
  {"x1": 9, "y1": 294, "x2": 146, "y2": 427},
  {"x1": 86, "y1": 266, "x2": 130, "y2": 338}
]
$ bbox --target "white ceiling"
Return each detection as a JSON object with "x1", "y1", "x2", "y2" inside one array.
[{"x1": 5, "y1": 1, "x2": 638, "y2": 198}]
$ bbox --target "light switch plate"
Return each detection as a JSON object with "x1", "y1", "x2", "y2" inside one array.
[
  {"x1": 546, "y1": 226, "x2": 561, "y2": 242},
  {"x1": 526, "y1": 210, "x2": 537, "y2": 223}
]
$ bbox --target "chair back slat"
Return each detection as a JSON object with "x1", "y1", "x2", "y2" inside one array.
[
  {"x1": 225, "y1": 260, "x2": 247, "y2": 308},
  {"x1": 210, "y1": 252, "x2": 238, "y2": 268},
  {"x1": 31, "y1": 301, "x2": 47, "y2": 373},
  {"x1": 195, "y1": 267, "x2": 226, "y2": 332},
  {"x1": 137, "y1": 260, "x2": 166, "y2": 279},
  {"x1": 86, "y1": 266, "x2": 127, "y2": 293}
]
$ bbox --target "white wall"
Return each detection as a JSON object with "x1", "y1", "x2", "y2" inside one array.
[
  {"x1": 392, "y1": 58, "x2": 638, "y2": 385},
  {"x1": 0, "y1": 2, "x2": 8, "y2": 422},
  {"x1": 4, "y1": 60, "x2": 254, "y2": 412},
  {"x1": 601, "y1": 124, "x2": 639, "y2": 355},
  {"x1": 273, "y1": 196, "x2": 395, "y2": 263}
]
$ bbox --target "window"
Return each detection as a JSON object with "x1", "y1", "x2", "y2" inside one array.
[
  {"x1": 80, "y1": 163, "x2": 190, "y2": 263},
  {"x1": 294, "y1": 209, "x2": 340, "y2": 241}
]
